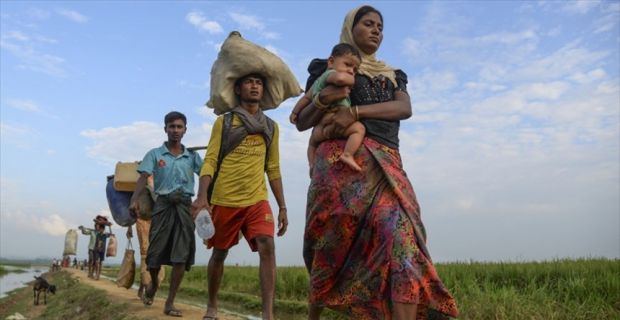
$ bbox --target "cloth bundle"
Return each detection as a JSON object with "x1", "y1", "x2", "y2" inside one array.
[
  {"x1": 116, "y1": 239, "x2": 135, "y2": 289},
  {"x1": 207, "y1": 31, "x2": 302, "y2": 115}
]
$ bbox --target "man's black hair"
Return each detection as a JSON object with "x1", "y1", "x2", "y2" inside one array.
[
  {"x1": 234, "y1": 73, "x2": 266, "y2": 89},
  {"x1": 164, "y1": 111, "x2": 187, "y2": 126},
  {"x1": 352, "y1": 5, "x2": 383, "y2": 30},
  {"x1": 331, "y1": 43, "x2": 362, "y2": 60}
]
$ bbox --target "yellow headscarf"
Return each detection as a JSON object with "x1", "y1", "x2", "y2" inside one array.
[{"x1": 340, "y1": 6, "x2": 397, "y2": 86}]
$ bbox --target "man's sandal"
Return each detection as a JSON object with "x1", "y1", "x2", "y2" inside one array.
[
  {"x1": 142, "y1": 286, "x2": 155, "y2": 306},
  {"x1": 202, "y1": 309, "x2": 218, "y2": 320},
  {"x1": 164, "y1": 307, "x2": 183, "y2": 317}
]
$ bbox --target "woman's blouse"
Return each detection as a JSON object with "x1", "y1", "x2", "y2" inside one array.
[{"x1": 306, "y1": 59, "x2": 409, "y2": 149}]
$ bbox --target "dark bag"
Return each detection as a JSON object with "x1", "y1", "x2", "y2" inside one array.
[
  {"x1": 116, "y1": 239, "x2": 135, "y2": 289},
  {"x1": 106, "y1": 176, "x2": 136, "y2": 227}
]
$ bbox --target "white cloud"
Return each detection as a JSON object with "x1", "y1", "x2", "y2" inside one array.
[
  {"x1": 401, "y1": 37, "x2": 424, "y2": 60},
  {"x1": 570, "y1": 68, "x2": 607, "y2": 83},
  {"x1": 0, "y1": 39, "x2": 66, "y2": 77},
  {"x1": 5, "y1": 98, "x2": 59, "y2": 118},
  {"x1": 229, "y1": 12, "x2": 279, "y2": 39},
  {"x1": 81, "y1": 119, "x2": 213, "y2": 166},
  {"x1": 0, "y1": 122, "x2": 36, "y2": 149},
  {"x1": 593, "y1": 2, "x2": 620, "y2": 33},
  {"x1": 0, "y1": 210, "x2": 72, "y2": 236},
  {"x1": 81, "y1": 122, "x2": 163, "y2": 165},
  {"x1": 562, "y1": 0, "x2": 601, "y2": 14},
  {"x1": 230, "y1": 12, "x2": 264, "y2": 31},
  {"x1": 6, "y1": 98, "x2": 42, "y2": 113},
  {"x1": 264, "y1": 45, "x2": 279, "y2": 55},
  {"x1": 2, "y1": 31, "x2": 29, "y2": 41},
  {"x1": 56, "y1": 8, "x2": 89, "y2": 23},
  {"x1": 411, "y1": 70, "x2": 459, "y2": 94},
  {"x1": 186, "y1": 11, "x2": 223, "y2": 34},
  {"x1": 26, "y1": 8, "x2": 50, "y2": 20},
  {"x1": 475, "y1": 30, "x2": 537, "y2": 45},
  {"x1": 514, "y1": 42, "x2": 608, "y2": 81}
]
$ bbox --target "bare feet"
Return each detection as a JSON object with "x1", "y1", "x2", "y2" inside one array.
[
  {"x1": 339, "y1": 153, "x2": 361, "y2": 171},
  {"x1": 202, "y1": 307, "x2": 218, "y2": 320},
  {"x1": 164, "y1": 304, "x2": 183, "y2": 317},
  {"x1": 142, "y1": 284, "x2": 156, "y2": 306}
]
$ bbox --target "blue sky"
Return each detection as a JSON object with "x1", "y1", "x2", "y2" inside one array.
[{"x1": 1, "y1": 1, "x2": 618, "y2": 266}]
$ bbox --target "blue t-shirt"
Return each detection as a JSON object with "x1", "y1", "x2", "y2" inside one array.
[{"x1": 137, "y1": 143, "x2": 203, "y2": 196}]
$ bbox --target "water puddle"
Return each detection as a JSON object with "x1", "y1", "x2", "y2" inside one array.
[{"x1": 0, "y1": 265, "x2": 49, "y2": 298}]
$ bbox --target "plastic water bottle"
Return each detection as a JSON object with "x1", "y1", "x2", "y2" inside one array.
[{"x1": 196, "y1": 209, "x2": 215, "y2": 240}]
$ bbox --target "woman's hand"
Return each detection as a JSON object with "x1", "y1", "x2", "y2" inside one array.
[
  {"x1": 318, "y1": 85, "x2": 350, "y2": 105},
  {"x1": 329, "y1": 107, "x2": 357, "y2": 137},
  {"x1": 296, "y1": 85, "x2": 351, "y2": 131}
]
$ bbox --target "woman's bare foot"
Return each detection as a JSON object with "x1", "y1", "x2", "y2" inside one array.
[{"x1": 339, "y1": 153, "x2": 361, "y2": 171}]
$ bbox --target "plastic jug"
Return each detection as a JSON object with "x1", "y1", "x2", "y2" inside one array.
[{"x1": 195, "y1": 209, "x2": 215, "y2": 240}]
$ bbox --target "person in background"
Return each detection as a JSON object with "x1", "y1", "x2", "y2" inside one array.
[
  {"x1": 126, "y1": 176, "x2": 166, "y2": 300},
  {"x1": 92, "y1": 222, "x2": 112, "y2": 280},
  {"x1": 129, "y1": 111, "x2": 203, "y2": 317}
]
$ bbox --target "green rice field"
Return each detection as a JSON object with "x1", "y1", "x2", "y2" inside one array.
[{"x1": 101, "y1": 258, "x2": 619, "y2": 319}]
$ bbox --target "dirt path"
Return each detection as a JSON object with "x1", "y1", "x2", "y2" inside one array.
[{"x1": 65, "y1": 268, "x2": 241, "y2": 320}]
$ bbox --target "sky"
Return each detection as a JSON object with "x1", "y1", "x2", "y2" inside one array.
[{"x1": 1, "y1": 1, "x2": 618, "y2": 267}]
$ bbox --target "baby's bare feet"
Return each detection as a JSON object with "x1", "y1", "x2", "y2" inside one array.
[{"x1": 339, "y1": 154, "x2": 361, "y2": 172}]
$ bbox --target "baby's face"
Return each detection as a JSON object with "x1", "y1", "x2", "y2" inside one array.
[{"x1": 331, "y1": 53, "x2": 360, "y2": 76}]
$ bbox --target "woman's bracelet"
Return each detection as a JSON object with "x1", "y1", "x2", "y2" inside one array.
[
  {"x1": 354, "y1": 105, "x2": 359, "y2": 120},
  {"x1": 313, "y1": 94, "x2": 329, "y2": 110}
]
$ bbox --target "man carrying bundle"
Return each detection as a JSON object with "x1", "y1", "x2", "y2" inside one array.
[{"x1": 191, "y1": 72, "x2": 289, "y2": 320}]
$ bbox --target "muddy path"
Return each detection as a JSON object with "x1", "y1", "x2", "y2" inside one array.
[{"x1": 65, "y1": 268, "x2": 242, "y2": 320}]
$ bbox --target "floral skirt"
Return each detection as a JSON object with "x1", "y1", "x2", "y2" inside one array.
[{"x1": 303, "y1": 138, "x2": 459, "y2": 319}]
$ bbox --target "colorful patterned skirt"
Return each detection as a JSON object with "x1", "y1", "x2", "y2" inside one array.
[{"x1": 303, "y1": 138, "x2": 459, "y2": 319}]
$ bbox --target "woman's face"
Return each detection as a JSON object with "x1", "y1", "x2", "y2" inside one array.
[{"x1": 352, "y1": 12, "x2": 383, "y2": 55}]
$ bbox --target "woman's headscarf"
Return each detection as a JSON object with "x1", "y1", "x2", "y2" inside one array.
[{"x1": 340, "y1": 6, "x2": 397, "y2": 86}]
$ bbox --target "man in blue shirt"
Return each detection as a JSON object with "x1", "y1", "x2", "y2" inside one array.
[{"x1": 129, "y1": 111, "x2": 203, "y2": 317}]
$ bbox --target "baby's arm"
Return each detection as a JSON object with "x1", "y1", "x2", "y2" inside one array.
[
  {"x1": 290, "y1": 91, "x2": 312, "y2": 124},
  {"x1": 325, "y1": 71, "x2": 355, "y2": 88}
]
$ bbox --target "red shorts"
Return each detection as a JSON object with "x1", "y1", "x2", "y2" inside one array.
[{"x1": 207, "y1": 200, "x2": 274, "y2": 251}]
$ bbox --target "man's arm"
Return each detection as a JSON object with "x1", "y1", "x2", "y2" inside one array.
[
  {"x1": 265, "y1": 123, "x2": 287, "y2": 236},
  {"x1": 268, "y1": 178, "x2": 288, "y2": 237},
  {"x1": 191, "y1": 175, "x2": 212, "y2": 219},
  {"x1": 129, "y1": 173, "x2": 149, "y2": 218},
  {"x1": 191, "y1": 116, "x2": 223, "y2": 219},
  {"x1": 78, "y1": 225, "x2": 93, "y2": 235}
]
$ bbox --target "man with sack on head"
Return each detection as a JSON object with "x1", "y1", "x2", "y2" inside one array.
[{"x1": 191, "y1": 72, "x2": 288, "y2": 320}]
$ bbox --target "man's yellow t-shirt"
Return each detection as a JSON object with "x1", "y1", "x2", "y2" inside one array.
[{"x1": 200, "y1": 114, "x2": 281, "y2": 207}]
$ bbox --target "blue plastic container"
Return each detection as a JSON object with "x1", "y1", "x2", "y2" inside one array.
[{"x1": 106, "y1": 176, "x2": 136, "y2": 227}]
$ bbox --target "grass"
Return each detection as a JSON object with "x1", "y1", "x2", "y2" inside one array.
[
  {"x1": 0, "y1": 271, "x2": 140, "y2": 320},
  {"x1": 101, "y1": 258, "x2": 619, "y2": 319}
]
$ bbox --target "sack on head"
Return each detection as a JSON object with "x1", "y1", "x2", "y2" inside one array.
[{"x1": 207, "y1": 31, "x2": 302, "y2": 115}]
